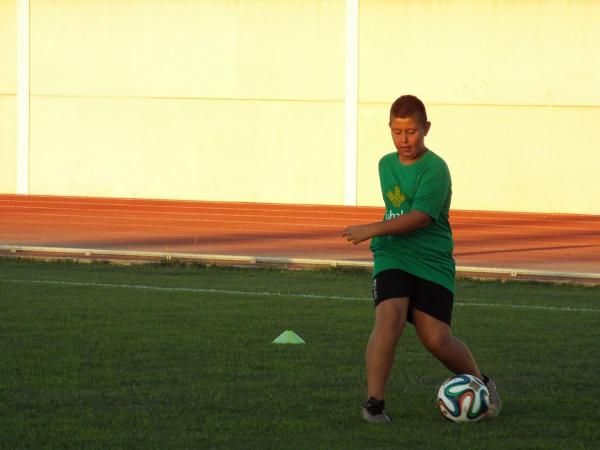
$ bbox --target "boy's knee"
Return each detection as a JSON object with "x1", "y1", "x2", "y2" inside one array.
[
  {"x1": 376, "y1": 303, "x2": 405, "y2": 327},
  {"x1": 420, "y1": 332, "x2": 452, "y2": 354},
  {"x1": 374, "y1": 310, "x2": 406, "y2": 341},
  {"x1": 375, "y1": 314, "x2": 402, "y2": 336}
]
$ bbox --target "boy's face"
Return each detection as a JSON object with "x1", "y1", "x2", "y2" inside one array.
[{"x1": 389, "y1": 115, "x2": 431, "y2": 164}]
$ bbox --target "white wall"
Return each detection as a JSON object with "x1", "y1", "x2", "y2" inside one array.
[
  {"x1": 4, "y1": 0, "x2": 600, "y2": 214},
  {"x1": 357, "y1": 0, "x2": 600, "y2": 213}
]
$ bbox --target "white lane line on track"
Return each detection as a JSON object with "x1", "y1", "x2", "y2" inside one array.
[
  {"x1": 0, "y1": 205, "x2": 382, "y2": 219},
  {"x1": 4, "y1": 213, "x2": 600, "y2": 236},
  {"x1": 0, "y1": 212, "x2": 347, "y2": 229},
  {"x1": 3, "y1": 210, "x2": 598, "y2": 233},
  {"x1": 0, "y1": 201, "x2": 382, "y2": 216},
  {"x1": 2, "y1": 278, "x2": 599, "y2": 313}
]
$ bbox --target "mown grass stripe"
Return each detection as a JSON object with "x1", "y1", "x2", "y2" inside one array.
[{"x1": 2, "y1": 278, "x2": 599, "y2": 314}]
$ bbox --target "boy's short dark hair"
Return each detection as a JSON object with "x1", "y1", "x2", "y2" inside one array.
[{"x1": 390, "y1": 95, "x2": 428, "y2": 126}]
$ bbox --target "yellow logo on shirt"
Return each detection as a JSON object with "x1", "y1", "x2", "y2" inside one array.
[{"x1": 386, "y1": 186, "x2": 405, "y2": 208}]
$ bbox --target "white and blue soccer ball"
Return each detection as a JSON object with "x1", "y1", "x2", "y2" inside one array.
[{"x1": 437, "y1": 374, "x2": 490, "y2": 422}]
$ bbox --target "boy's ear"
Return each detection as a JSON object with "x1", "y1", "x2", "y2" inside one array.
[{"x1": 423, "y1": 121, "x2": 431, "y2": 135}]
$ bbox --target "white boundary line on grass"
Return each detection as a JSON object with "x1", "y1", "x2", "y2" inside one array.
[{"x1": 2, "y1": 278, "x2": 599, "y2": 314}]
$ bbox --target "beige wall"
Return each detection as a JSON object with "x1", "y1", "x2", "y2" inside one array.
[
  {"x1": 30, "y1": 97, "x2": 344, "y2": 203},
  {"x1": 3, "y1": 0, "x2": 600, "y2": 213},
  {"x1": 358, "y1": 0, "x2": 600, "y2": 213},
  {"x1": 0, "y1": 0, "x2": 17, "y2": 193},
  {"x1": 29, "y1": 0, "x2": 346, "y2": 203}
]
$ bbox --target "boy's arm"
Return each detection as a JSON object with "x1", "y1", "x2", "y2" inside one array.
[{"x1": 342, "y1": 210, "x2": 431, "y2": 245}]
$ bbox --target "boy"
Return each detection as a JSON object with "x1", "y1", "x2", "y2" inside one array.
[{"x1": 342, "y1": 95, "x2": 501, "y2": 423}]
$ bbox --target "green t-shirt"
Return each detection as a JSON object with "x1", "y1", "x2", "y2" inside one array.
[{"x1": 370, "y1": 149, "x2": 456, "y2": 293}]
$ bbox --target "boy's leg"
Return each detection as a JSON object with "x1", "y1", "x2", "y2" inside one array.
[
  {"x1": 412, "y1": 308, "x2": 502, "y2": 417},
  {"x1": 366, "y1": 298, "x2": 410, "y2": 400},
  {"x1": 411, "y1": 308, "x2": 481, "y2": 378}
]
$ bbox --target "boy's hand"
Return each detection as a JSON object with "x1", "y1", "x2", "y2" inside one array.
[{"x1": 342, "y1": 224, "x2": 373, "y2": 245}]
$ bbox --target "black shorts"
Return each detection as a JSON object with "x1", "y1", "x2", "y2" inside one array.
[{"x1": 372, "y1": 269, "x2": 454, "y2": 326}]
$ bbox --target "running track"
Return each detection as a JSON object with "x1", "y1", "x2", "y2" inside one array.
[{"x1": 1, "y1": 195, "x2": 599, "y2": 284}]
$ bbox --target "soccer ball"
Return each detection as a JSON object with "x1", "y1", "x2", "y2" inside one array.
[{"x1": 437, "y1": 374, "x2": 489, "y2": 422}]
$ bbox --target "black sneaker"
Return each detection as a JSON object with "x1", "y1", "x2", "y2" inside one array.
[
  {"x1": 361, "y1": 397, "x2": 391, "y2": 423},
  {"x1": 482, "y1": 375, "x2": 502, "y2": 418}
]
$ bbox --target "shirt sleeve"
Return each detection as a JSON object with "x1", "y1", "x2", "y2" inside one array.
[{"x1": 411, "y1": 159, "x2": 451, "y2": 221}]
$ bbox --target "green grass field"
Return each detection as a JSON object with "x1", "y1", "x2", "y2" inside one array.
[{"x1": 1, "y1": 258, "x2": 599, "y2": 449}]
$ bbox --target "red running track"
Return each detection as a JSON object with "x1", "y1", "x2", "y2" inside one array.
[{"x1": 1, "y1": 194, "x2": 599, "y2": 283}]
